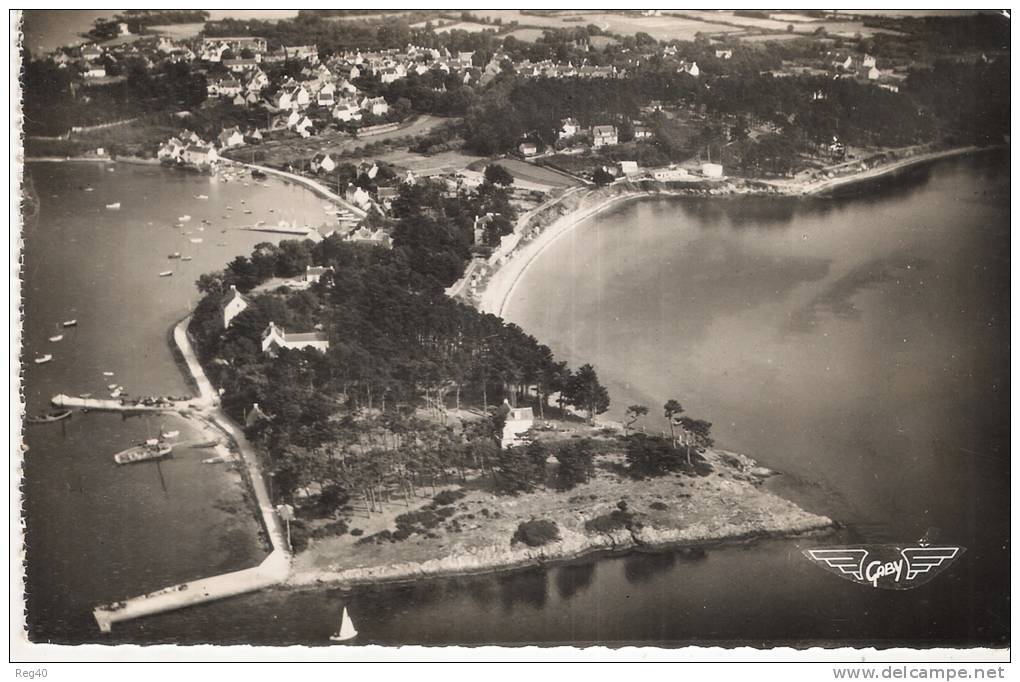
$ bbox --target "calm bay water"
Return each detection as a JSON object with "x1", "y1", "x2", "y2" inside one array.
[
  {"x1": 21, "y1": 162, "x2": 338, "y2": 642},
  {"x1": 22, "y1": 154, "x2": 1009, "y2": 647}
]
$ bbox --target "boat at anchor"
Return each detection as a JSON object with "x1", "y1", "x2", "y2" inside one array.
[{"x1": 113, "y1": 441, "x2": 172, "y2": 465}]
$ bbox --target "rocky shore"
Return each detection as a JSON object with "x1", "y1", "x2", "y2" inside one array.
[{"x1": 288, "y1": 447, "x2": 835, "y2": 588}]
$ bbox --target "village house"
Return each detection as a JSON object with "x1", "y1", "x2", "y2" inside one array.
[
  {"x1": 701, "y1": 162, "x2": 724, "y2": 178},
  {"x1": 518, "y1": 141, "x2": 539, "y2": 157},
  {"x1": 310, "y1": 152, "x2": 336, "y2": 174},
  {"x1": 346, "y1": 226, "x2": 393, "y2": 249},
  {"x1": 376, "y1": 186, "x2": 399, "y2": 210},
  {"x1": 223, "y1": 58, "x2": 259, "y2": 73},
  {"x1": 715, "y1": 49, "x2": 733, "y2": 60},
  {"x1": 633, "y1": 125, "x2": 652, "y2": 140},
  {"x1": 652, "y1": 166, "x2": 692, "y2": 182},
  {"x1": 316, "y1": 82, "x2": 336, "y2": 107},
  {"x1": 501, "y1": 401, "x2": 535, "y2": 449},
  {"x1": 217, "y1": 126, "x2": 245, "y2": 149},
  {"x1": 332, "y1": 98, "x2": 363, "y2": 122},
  {"x1": 284, "y1": 44, "x2": 319, "y2": 63},
  {"x1": 591, "y1": 124, "x2": 619, "y2": 148},
  {"x1": 181, "y1": 144, "x2": 219, "y2": 167},
  {"x1": 617, "y1": 160, "x2": 640, "y2": 177},
  {"x1": 83, "y1": 61, "x2": 107, "y2": 78},
  {"x1": 261, "y1": 321, "x2": 330, "y2": 354},
  {"x1": 219, "y1": 284, "x2": 250, "y2": 328},
  {"x1": 345, "y1": 184, "x2": 372, "y2": 209},
  {"x1": 360, "y1": 96, "x2": 389, "y2": 116},
  {"x1": 559, "y1": 117, "x2": 580, "y2": 140},
  {"x1": 303, "y1": 265, "x2": 334, "y2": 284},
  {"x1": 207, "y1": 76, "x2": 242, "y2": 97}
]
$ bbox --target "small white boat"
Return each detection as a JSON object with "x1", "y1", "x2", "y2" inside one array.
[
  {"x1": 195, "y1": 194, "x2": 208, "y2": 200},
  {"x1": 160, "y1": 430, "x2": 180, "y2": 439},
  {"x1": 182, "y1": 256, "x2": 193, "y2": 261},
  {"x1": 189, "y1": 238, "x2": 203, "y2": 244},
  {"x1": 103, "y1": 371, "x2": 115, "y2": 376},
  {"x1": 197, "y1": 226, "x2": 205, "y2": 231},
  {"x1": 179, "y1": 215, "x2": 191, "y2": 222},
  {"x1": 107, "y1": 167, "x2": 115, "y2": 172},
  {"x1": 243, "y1": 209, "x2": 252, "y2": 215},
  {"x1": 62, "y1": 319, "x2": 77, "y2": 327},
  {"x1": 34, "y1": 354, "x2": 53, "y2": 364},
  {"x1": 159, "y1": 270, "x2": 174, "y2": 277},
  {"x1": 106, "y1": 202, "x2": 121, "y2": 210},
  {"x1": 168, "y1": 252, "x2": 181, "y2": 259},
  {"x1": 84, "y1": 187, "x2": 94, "y2": 192},
  {"x1": 226, "y1": 206, "x2": 233, "y2": 210},
  {"x1": 107, "y1": 383, "x2": 118, "y2": 390},
  {"x1": 329, "y1": 607, "x2": 358, "y2": 642},
  {"x1": 48, "y1": 334, "x2": 63, "y2": 342}
]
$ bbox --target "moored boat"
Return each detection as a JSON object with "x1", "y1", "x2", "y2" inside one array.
[
  {"x1": 113, "y1": 441, "x2": 172, "y2": 465},
  {"x1": 189, "y1": 238, "x2": 203, "y2": 244},
  {"x1": 179, "y1": 215, "x2": 191, "y2": 222},
  {"x1": 48, "y1": 334, "x2": 63, "y2": 342},
  {"x1": 159, "y1": 271, "x2": 174, "y2": 277},
  {"x1": 182, "y1": 256, "x2": 193, "y2": 261},
  {"x1": 34, "y1": 354, "x2": 53, "y2": 364},
  {"x1": 106, "y1": 202, "x2": 121, "y2": 210},
  {"x1": 62, "y1": 319, "x2": 78, "y2": 327},
  {"x1": 26, "y1": 409, "x2": 72, "y2": 424},
  {"x1": 168, "y1": 252, "x2": 181, "y2": 259}
]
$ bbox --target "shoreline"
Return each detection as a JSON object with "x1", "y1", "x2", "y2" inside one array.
[
  {"x1": 138, "y1": 141, "x2": 990, "y2": 601},
  {"x1": 477, "y1": 144, "x2": 996, "y2": 318},
  {"x1": 288, "y1": 520, "x2": 835, "y2": 591}
]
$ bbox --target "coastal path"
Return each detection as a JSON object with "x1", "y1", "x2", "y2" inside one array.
[
  {"x1": 92, "y1": 316, "x2": 291, "y2": 632},
  {"x1": 226, "y1": 160, "x2": 368, "y2": 219}
]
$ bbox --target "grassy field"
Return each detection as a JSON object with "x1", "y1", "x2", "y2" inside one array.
[
  {"x1": 472, "y1": 158, "x2": 582, "y2": 188},
  {"x1": 503, "y1": 27, "x2": 546, "y2": 42},
  {"x1": 223, "y1": 115, "x2": 453, "y2": 167},
  {"x1": 371, "y1": 148, "x2": 487, "y2": 175}
]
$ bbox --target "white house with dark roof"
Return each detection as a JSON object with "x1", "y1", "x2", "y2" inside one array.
[
  {"x1": 261, "y1": 321, "x2": 330, "y2": 354},
  {"x1": 303, "y1": 265, "x2": 333, "y2": 283},
  {"x1": 219, "y1": 284, "x2": 251, "y2": 328},
  {"x1": 591, "y1": 125, "x2": 618, "y2": 148},
  {"x1": 500, "y1": 401, "x2": 535, "y2": 448}
]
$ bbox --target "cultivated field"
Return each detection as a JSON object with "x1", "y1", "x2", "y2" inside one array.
[
  {"x1": 474, "y1": 158, "x2": 582, "y2": 188},
  {"x1": 224, "y1": 115, "x2": 453, "y2": 167},
  {"x1": 371, "y1": 148, "x2": 487, "y2": 176}
]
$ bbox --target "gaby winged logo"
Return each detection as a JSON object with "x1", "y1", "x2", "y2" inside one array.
[{"x1": 803, "y1": 544, "x2": 964, "y2": 590}]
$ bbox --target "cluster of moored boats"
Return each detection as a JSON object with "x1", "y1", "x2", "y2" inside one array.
[{"x1": 34, "y1": 318, "x2": 77, "y2": 365}]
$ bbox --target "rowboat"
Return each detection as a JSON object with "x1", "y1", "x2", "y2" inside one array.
[
  {"x1": 48, "y1": 334, "x2": 63, "y2": 342},
  {"x1": 103, "y1": 371, "x2": 115, "y2": 377},
  {"x1": 107, "y1": 383, "x2": 118, "y2": 390},
  {"x1": 26, "y1": 409, "x2": 72, "y2": 424},
  {"x1": 168, "y1": 252, "x2": 181, "y2": 259},
  {"x1": 34, "y1": 355, "x2": 53, "y2": 364},
  {"x1": 106, "y1": 202, "x2": 121, "y2": 210},
  {"x1": 195, "y1": 194, "x2": 208, "y2": 200},
  {"x1": 62, "y1": 319, "x2": 78, "y2": 327},
  {"x1": 182, "y1": 256, "x2": 193, "y2": 261},
  {"x1": 113, "y1": 441, "x2": 172, "y2": 465},
  {"x1": 159, "y1": 271, "x2": 174, "y2": 277},
  {"x1": 189, "y1": 238, "x2": 203, "y2": 244}
]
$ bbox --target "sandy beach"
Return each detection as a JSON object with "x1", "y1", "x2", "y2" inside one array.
[{"x1": 475, "y1": 144, "x2": 994, "y2": 319}]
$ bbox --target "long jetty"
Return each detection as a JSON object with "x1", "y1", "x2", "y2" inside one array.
[
  {"x1": 51, "y1": 394, "x2": 198, "y2": 413},
  {"x1": 89, "y1": 316, "x2": 291, "y2": 632}
]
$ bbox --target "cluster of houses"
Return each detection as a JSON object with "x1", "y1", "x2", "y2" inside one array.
[{"x1": 219, "y1": 274, "x2": 331, "y2": 355}]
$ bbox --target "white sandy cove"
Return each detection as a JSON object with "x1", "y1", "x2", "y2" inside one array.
[{"x1": 478, "y1": 191, "x2": 642, "y2": 317}]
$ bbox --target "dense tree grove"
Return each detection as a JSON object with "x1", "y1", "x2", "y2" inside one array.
[{"x1": 189, "y1": 179, "x2": 611, "y2": 507}]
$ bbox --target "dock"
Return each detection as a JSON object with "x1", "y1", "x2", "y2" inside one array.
[
  {"x1": 51, "y1": 393, "x2": 197, "y2": 413},
  {"x1": 91, "y1": 315, "x2": 291, "y2": 633},
  {"x1": 93, "y1": 551, "x2": 289, "y2": 633}
]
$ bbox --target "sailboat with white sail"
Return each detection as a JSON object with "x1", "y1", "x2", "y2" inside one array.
[{"x1": 329, "y1": 607, "x2": 358, "y2": 642}]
